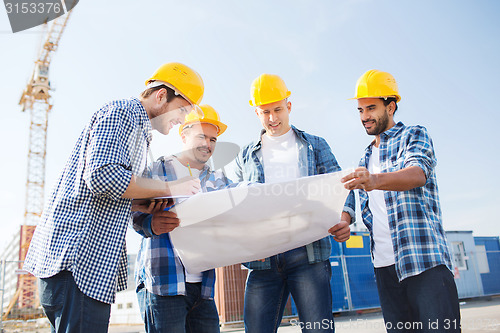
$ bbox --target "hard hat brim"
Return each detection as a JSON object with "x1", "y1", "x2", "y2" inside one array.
[
  {"x1": 179, "y1": 120, "x2": 227, "y2": 136},
  {"x1": 348, "y1": 95, "x2": 401, "y2": 103}
]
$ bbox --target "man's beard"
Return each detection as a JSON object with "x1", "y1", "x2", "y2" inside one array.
[
  {"x1": 193, "y1": 147, "x2": 211, "y2": 164},
  {"x1": 363, "y1": 109, "x2": 389, "y2": 135}
]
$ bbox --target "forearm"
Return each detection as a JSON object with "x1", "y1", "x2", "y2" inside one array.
[
  {"x1": 341, "y1": 211, "x2": 352, "y2": 224},
  {"x1": 122, "y1": 175, "x2": 171, "y2": 199},
  {"x1": 373, "y1": 166, "x2": 426, "y2": 191}
]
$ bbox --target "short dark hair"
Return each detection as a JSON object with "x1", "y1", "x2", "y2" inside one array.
[
  {"x1": 140, "y1": 84, "x2": 180, "y2": 102},
  {"x1": 381, "y1": 97, "x2": 398, "y2": 115}
]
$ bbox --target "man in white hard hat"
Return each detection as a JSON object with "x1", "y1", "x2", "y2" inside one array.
[
  {"x1": 24, "y1": 63, "x2": 204, "y2": 332},
  {"x1": 133, "y1": 105, "x2": 230, "y2": 333},
  {"x1": 342, "y1": 69, "x2": 460, "y2": 332},
  {"x1": 234, "y1": 74, "x2": 354, "y2": 333}
]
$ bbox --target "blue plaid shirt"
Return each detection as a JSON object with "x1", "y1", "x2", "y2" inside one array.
[
  {"x1": 234, "y1": 125, "x2": 355, "y2": 270},
  {"x1": 358, "y1": 122, "x2": 453, "y2": 281},
  {"x1": 24, "y1": 97, "x2": 152, "y2": 304},
  {"x1": 133, "y1": 156, "x2": 232, "y2": 299}
]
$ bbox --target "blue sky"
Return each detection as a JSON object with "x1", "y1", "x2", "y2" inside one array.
[{"x1": 1, "y1": 0, "x2": 499, "y2": 254}]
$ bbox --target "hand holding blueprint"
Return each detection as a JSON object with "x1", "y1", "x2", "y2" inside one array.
[{"x1": 170, "y1": 169, "x2": 351, "y2": 273}]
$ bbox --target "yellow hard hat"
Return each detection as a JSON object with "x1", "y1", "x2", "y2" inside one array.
[
  {"x1": 351, "y1": 69, "x2": 401, "y2": 102},
  {"x1": 179, "y1": 104, "x2": 227, "y2": 136},
  {"x1": 145, "y1": 62, "x2": 204, "y2": 105},
  {"x1": 249, "y1": 74, "x2": 291, "y2": 106}
]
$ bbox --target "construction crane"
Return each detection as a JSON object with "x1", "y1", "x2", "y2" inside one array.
[
  {"x1": 19, "y1": 12, "x2": 72, "y2": 227},
  {"x1": 5, "y1": 11, "x2": 73, "y2": 318}
]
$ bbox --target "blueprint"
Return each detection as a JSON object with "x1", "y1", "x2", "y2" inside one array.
[{"x1": 169, "y1": 169, "x2": 352, "y2": 273}]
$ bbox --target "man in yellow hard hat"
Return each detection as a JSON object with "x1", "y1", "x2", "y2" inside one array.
[
  {"x1": 234, "y1": 74, "x2": 355, "y2": 332},
  {"x1": 133, "y1": 105, "x2": 230, "y2": 333},
  {"x1": 342, "y1": 70, "x2": 460, "y2": 332},
  {"x1": 24, "y1": 62, "x2": 204, "y2": 333}
]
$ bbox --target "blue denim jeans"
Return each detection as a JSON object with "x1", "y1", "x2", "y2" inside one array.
[
  {"x1": 244, "y1": 246, "x2": 334, "y2": 333},
  {"x1": 136, "y1": 282, "x2": 220, "y2": 333},
  {"x1": 375, "y1": 264, "x2": 461, "y2": 333},
  {"x1": 39, "y1": 270, "x2": 111, "y2": 333}
]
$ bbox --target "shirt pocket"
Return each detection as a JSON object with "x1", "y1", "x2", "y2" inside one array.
[
  {"x1": 386, "y1": 147, "x2": 406, "y2": 172},
  {"x1": 242, "y1": 161, "x2": 260, "y2": 181}
]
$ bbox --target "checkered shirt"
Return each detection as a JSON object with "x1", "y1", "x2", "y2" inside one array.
[
  {"x1": 358, "y1": 122, "x2": 453, "y2": 281},
  {"x1": 24, "y1": 97, "x2": 152, "y2": 304},
  {"x1": 132, "y1": 156, "x2": 233, "y2": 299}
]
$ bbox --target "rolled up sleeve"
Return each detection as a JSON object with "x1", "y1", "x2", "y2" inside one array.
[
  {"x1": 132, "y1": 211, "x2": 154, "y2": 237},
  {"x1": 86, "y1": 164, "x2": 132, "y2": 201},
  {"x1": 403, "y1": 126, "x2": 437, "y2": 180},
  {"x1": 83, "y1": 105, "x2": 139, "y2": 200},
  {"x1": 343, "y1": 190, "x2": 356, "y2": 224}
]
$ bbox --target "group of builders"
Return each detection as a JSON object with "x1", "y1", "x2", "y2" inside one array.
[{"x1": 23, "y1": 63, "x2": 460, "y2": 333}]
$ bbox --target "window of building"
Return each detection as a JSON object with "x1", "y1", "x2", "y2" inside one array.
[{"x1": 451, "y1": 241, "x2": 468, "y2": 271}]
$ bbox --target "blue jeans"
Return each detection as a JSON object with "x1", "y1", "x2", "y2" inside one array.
[
  {"x1": 136, "y1": 282, "x2": 220, "y2": 333},
  {"x1": 375, "y1": 264, "x2": 461, "y2": 333},
  {"x1": 244, "y1": 246, "x2": 334, "y2": 333},
  {"x1": 39, "y1": 270, "x2": 111, "y2": 333}
]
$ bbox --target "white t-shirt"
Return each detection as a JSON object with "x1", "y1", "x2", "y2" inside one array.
[
  {"x1": 261, "y1": 128, "x2": 300, "y2": 183},
  {"x1": 367, "y1": 146, "x2": 396, "y2": 268},
  {"x1": 171, "y1": 157, "x2": 203, "y2": 283}
]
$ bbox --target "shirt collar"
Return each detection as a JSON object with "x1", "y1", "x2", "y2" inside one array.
[
  {"x1": 381, "y1": 121, "x2": 405, "y2": 139},
  {"x1": 252, "y1": 124, "x2": 302, "y2": 151},
  {"x1": 167, "y1": 155, "x2": 211, "y2": 174},
  {"x1": 365, "y1": 121, "x2": 405, "y2": 149},
  {"x1": 131, "y1": 97, "x2": 153, "y2": 143},
  {"x1": 363, "y1": 121, "x2": 405, "y2": 158}
]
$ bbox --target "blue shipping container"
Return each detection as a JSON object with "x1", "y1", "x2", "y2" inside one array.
[{"x1": 474, "y1": 236, "x2": 500, "y2": 295}]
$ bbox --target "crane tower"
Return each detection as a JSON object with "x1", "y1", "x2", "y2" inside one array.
[{"x1": 19, "y1": 12, "x2": 72, "y2": 227}]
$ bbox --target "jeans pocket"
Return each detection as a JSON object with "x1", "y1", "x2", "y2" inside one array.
[
  {"x1": 39, "y1": 271, "x2": 68, "y2": 311},
  {"x1": 324, "y1": 259, "x2": 332, "y2": 278}
]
